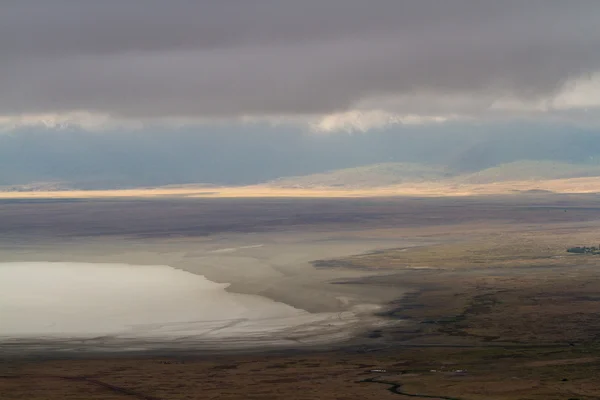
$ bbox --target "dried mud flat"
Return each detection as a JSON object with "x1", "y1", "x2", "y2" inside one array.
[{"x1": 3, "y1": 195, "x2": 600, "y2": 399}]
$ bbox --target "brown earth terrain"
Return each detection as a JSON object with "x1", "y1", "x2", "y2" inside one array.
[{"x1": 2, "y1": 195, "x2": 600, "y2": 399}]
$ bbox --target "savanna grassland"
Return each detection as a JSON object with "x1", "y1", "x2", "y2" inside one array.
[{"x1": 2, "y1": 194, "x2": 600, "y2": 399}]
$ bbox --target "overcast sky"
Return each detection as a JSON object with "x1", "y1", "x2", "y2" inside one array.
[{"x1": 1, "y1": 1, "x2": 600, "y2": 131}]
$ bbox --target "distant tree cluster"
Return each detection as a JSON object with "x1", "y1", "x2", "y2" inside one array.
[{"x1": 567, "y1": 246, "x2": 600, "y2": 254}]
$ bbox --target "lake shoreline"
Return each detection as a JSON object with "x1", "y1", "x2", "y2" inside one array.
[{"x1": 0, "y1": 233, "x2": 412, "y2": 357}]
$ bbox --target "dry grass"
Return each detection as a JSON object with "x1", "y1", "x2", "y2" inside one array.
[
  {"x1": 2, "y1": 175, "x2": 600, "y2": 199},
  {"x1": 4, "y1": 199, "x2": 600, "y2": 399},
  {"x1": 336, "y1": 227, "x2": 600, "y2": 345},
  {"x1": 3, "y1": 344, "x2": 600, "y2": 400},
  {"x1": 5, "y1": 236, "x2": 600, "y2": 399},
  {"x1": 322, "y1": 225, "x2": 600, "y2": 270}
]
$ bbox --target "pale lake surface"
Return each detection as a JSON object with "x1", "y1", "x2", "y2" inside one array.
[{"x1": 0, "y1": 262, "x2": 378, "y2": 348}]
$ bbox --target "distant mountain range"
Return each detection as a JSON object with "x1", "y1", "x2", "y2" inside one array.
[
  {"x1": 269, "y1": 161, "x2": 600, "y2": 189},
  {"x1": 3, "y1": 160, "x2": 600, "y2": 193},
  {"x1": 269, "y1": 163, "x2": 454, "y2": 188},
  {"x1": 2, "y1": 123, "x2": 600, "y2": 190}
]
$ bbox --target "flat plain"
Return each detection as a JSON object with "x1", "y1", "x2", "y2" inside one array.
[{"x1": 2, "y1": 194, "x2": 600, "y2": 399}]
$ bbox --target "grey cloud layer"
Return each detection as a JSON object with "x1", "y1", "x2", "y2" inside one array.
[{"x1": 2, "y1": 1, "x2": 600, "y2": 118}]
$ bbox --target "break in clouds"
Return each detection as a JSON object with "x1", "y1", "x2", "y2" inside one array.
[{"x1": 2, "y1": 1, "x2": 600, "y2": 124}]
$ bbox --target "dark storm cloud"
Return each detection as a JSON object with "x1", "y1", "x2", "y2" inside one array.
[{"x1": 1, "y1": 1, "x2": 600, "y2": 118}]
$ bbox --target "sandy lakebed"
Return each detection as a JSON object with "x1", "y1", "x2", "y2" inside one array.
[{"x1": 0, "y1": 230, "x2": 425, "y2": 356}]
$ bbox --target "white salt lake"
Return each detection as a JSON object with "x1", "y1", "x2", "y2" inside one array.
[{"x1": 0, "y1": 262, "x2": 378, "y2": 348}]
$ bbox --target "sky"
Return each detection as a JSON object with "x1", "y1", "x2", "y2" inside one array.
[
  {"x1": 2, "y1": 1, "x2": 600, "y2": 129},
  {"x1": 1, "y1": 1, "x2": 600, "y2": 186}
]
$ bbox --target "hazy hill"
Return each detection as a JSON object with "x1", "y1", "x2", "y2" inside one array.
[
  {"x1": 269, "y1": 160, "x2": 600, "y2": 188},
  {"x1": 0, "y1": 181, "x2": 75, "y2": 192},
  {"x1": 459, "y1": 161, "x2": 600, "y2": 184},
  {"x1": 269, "y1": 163, "x2": 456, "y2": 188}
]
